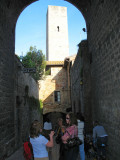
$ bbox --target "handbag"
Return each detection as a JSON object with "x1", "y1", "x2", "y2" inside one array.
[
  {"x1": 67, "y1": 137, "x2": 82, "y2": 148},
  {"x1": 66, "y1": 126, "x2": 82, "y2": 148}
]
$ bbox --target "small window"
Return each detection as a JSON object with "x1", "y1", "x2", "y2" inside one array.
[
  {"x1": 57, "y1": 26, "x2": 59, "y2": 32},
  {"x1": 54, "y1": 91, "x2": 61, "y2": 102}
]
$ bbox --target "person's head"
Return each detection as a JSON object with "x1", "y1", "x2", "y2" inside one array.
[
  {"x1": 30, "y1": 120, "x2": 43, "y2": 138},
  {"x1": 58, "y1": 118, "x2": 63, "y2": 126},
  {"x1": 66, "y1": 112, "x2": 77, "y2": 126},
  {"x1": 76, "y1": 112, "x2": 84, "y2": 122},
  {"x1": 46, "y1": 117, "x2": 50, "y2": 122},
  {"x1": 93, "y1": 120, "x2": 99, "y2": 127}
]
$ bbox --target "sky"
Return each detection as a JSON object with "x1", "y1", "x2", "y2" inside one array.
[{"x1": 15, "y1": 0, "x2": 87, "y2": 58}]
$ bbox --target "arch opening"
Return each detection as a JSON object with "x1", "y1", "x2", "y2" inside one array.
[{"x1": 15, "y1": 0, "x2": 87, "y2": 58}]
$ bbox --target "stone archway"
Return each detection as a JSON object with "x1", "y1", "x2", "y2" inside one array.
[
  {"x1": 0, "y1": 1, "x2": 88, "y2": 158},
  {"x1": 0, "y1": 0, "x2": 120, "y2": 159}
]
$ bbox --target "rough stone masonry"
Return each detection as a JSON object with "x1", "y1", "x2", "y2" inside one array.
[{"x1": 0, "y1": 0, "x2": 120, "y2": 159}]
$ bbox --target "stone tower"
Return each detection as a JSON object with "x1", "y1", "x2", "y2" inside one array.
[{"x1": 46, "y1": 5, "x2": 69, "y2": 61}]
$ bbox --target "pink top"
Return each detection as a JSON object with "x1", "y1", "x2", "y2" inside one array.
[{"x1": 62, "y1": 125, "x2": 78, "y2": 143}]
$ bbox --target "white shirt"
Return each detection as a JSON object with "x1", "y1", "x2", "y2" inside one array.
[
  {"x1": 43, "y1": 122, "x2": 52, "y2": 130},
  {"x1": 77, "y1": 120, "x2": 84, "y2": 142}
]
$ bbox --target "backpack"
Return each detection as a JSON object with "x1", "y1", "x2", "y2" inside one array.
[{"x1": 23, "y1": 141, "x2": 34, "y2": 160}]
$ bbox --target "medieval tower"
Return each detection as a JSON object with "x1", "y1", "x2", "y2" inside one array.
[{"x1": 46, "y1": 5, "x2": 69, "y2": 61}]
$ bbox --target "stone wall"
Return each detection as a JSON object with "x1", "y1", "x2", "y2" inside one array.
[
  {"x1": 70, "y1": 50, "x2": 83, "y2": 113},
  {"x1": 82, "y1": 41, "x2": 92, "y2": 133},
  {"x1": 0, "y1": 0, "x2": 120, "y2": 159},
  {"x1": 86, "y1": 0, "x2": 120, "y2": 159},
  {"x1": 39, "y1": 65, "x2": 70, "y2": 114},
  {"x1": 46, "y1": 6, "x2": 69, "y2": 61},
  {"x1": 70, "y1": 40, "x2": 92, "y2": 133},
  {"x1": 0, "y1": 55, "x2": 41, "y2": 158},
  {"x1": 14, "y1": 56, "x2": 41, "y2": 148},
  {"x1": 0, "y1": 2, "x2": 16, "y2": 157}
]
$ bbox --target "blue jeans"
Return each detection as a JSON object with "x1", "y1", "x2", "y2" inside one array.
[{"x1": 79, "y1": 143, "x2": 85, "y2": 160}]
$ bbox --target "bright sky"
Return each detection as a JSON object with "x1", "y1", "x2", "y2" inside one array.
[{"x1": 15, "y1": 0, "x2": 87, "y2": 58}]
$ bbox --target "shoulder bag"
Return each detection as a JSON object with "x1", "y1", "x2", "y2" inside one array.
[{"x1": 66, "y1": 126, "x2": 82, "y2": 148}]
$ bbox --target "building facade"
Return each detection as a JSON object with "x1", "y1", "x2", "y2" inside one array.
[{"x1": 39, "y1": 61, "x2": 70, "y2": 114}]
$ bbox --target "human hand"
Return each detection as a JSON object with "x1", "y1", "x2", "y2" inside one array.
[{"x1": 49, "y1": 131, "x2": 54, "y2": 137}]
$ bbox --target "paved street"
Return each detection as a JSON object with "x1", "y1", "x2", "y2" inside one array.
[
  {"x1": 6, "y1": 147, "x2": 25, "y2": 160},
  {"x1": 5, "y1": 146, "x2": 90, "y2": 160}
]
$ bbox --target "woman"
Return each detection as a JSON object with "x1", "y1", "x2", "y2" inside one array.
[
  {"x1": 56, "y1": 118, "x2": 65, "y2": 139},
  {"x1": 30, "y1": 120, "x2": 54, "y2": 160},
  {"x1": 55, "y1": 118, "x2": 65, "y2": 160},
  {"x1": 61, "y1": 112, "x2": 79, "y2": 160}
]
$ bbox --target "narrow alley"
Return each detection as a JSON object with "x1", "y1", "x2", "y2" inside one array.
[{"x1": 0, "y1": 0, "x2": 120, "y2": 160}]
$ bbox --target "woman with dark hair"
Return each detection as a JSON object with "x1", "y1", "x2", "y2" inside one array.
[
  {"x1": 30, "y1": 120, "x2": 54, "y2": 160},
  {"x1": 61, "y1": 112, "x2": 79, "y2": 160}
]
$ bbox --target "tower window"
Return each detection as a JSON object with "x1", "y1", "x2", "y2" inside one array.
[
  {"x1": 57, "y1": 26, "x2": 59, "y2": 32},
  {"x1": 54, "y1": 91, "x2": 61, "y2": 102}
]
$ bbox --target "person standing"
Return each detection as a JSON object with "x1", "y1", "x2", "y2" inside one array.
[
  {"x1": 55, "y1": 118, "x2": 65, "y2": 160},
  {"x1": 93, "y1": 120, "x2": 108, "y2": 158},
  {"x1": 43, "y1": 117, "x2": 52, "y2": 137},
  {"x1": 76, "y1": 113, "x2": 85, "y2": 160},
  {"x1": 61, "y1": 112, "x2": 79, "y2": 160},
  {"x1": 93, "y1": 121, "x2": 108, "y2": 145},
  {"x1": 30, "y1": 120, "x2": 54, "y2": 160},
  {"x1": 43, "y1": 117, "x2": 53, "y2": 160},
  {"x1": 56, "y1": 118, "x2": 65, "y2": 141}
]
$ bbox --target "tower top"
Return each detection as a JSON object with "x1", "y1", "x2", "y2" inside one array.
[{"x1": 46, "y1": 5, "x2": 69, "y2": 61}]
